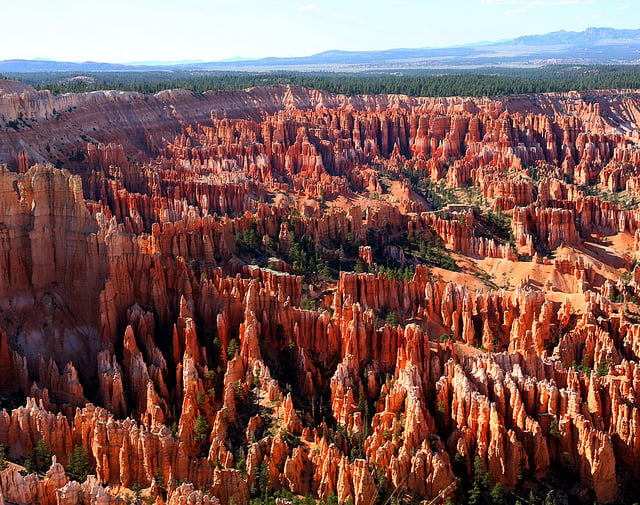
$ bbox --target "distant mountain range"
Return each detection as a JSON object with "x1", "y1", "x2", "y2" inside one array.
[{"x1": 2, "y1": 27, "x2": 640, "y2": 73}]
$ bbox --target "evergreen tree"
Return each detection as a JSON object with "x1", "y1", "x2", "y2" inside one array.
[
  {"x1": 194, "y1": 415, "x2": 209, "y2": 442},
  {"x1": 227, "y1": 338, "x2": 239, "y2": 359},
  {"x1": 66, "y1": 445, "x2": 90, "y2": 482},
  {"x1": 25, "y1": 439, "x2": 52, "y2": 473}
]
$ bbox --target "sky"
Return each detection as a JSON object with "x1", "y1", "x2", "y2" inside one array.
[{"x1": 0, "y1": 0, "x2": 638, "y2": 63}]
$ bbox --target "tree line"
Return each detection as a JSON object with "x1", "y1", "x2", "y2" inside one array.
[{"x1": 2, "y1": 64, "x2": 640, "y2": 97}]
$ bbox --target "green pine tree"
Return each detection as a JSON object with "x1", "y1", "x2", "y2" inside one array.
[
  {"x1": 194, "y1": 415, "x2": 209, "y2": 442},
  {"x1": 66, "y1": 445, "x2": 90, "y2": 482}
]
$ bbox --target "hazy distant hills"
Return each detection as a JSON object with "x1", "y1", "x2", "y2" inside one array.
[
  {"x1": 0, "y1": 59, "x2": 158, "y2": 72},
  {"x1": 2, "y1": 27, "x2": 640, "y2": 73},
  {"x1": 512, "y1": 27, "x2": 640, "y2": 46}
]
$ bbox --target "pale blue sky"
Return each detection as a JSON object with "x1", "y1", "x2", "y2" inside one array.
[{"x1": 1, "y1": 0, "x2": 637, "y2": 62}]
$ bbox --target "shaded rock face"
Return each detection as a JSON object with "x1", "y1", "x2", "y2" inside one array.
[
  {"x1": 1, "y1": 83, "x2": 640, "y2": 504},
  {"x1": 0, "y1": 164, "x2": 103, "y2": 377}
]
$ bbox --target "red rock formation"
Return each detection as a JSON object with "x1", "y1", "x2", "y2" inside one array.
[{"x1": 0, "y1": 84, "x2": 639, "y2": 504}]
